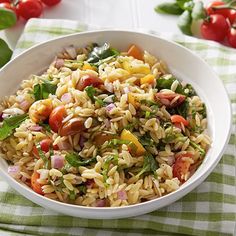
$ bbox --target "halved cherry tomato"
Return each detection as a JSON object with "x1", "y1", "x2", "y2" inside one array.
[
  {"x1": 155, "y1": 92, "x2": 186, "y2": 108},
  {"x1": 171, "y1": 115, "x2": 189, "y2": 126},
  {"x1": 93, "y1": 133, "x2": 114, "y2": 145},
  {"x1": 31, "y1": 171, "x2": 43, "y2": 195},
  {"x1": 59, "y1": 118, "x2": 85, "y2": 136},
  {"x1": 32, "y1": 138, "x2": 58, "y2": 158},
  {"x1": 173, "y1": 153, "x2": 193, "y2": 182},
  {"x1": 201, "y1": 14, "x2": 229, "y2": 42},
  {"x1": 41, "y1": 0, "x2": 61, "y2": 6},
  {"x1": 17, "y1": 0, "x2": 43, "y2": 20},
  {"x1": 49, "y1": 105, "x2": 66, "y2": 133},
  {"x1": 127, "y1": 44, "x2": 143, "y2": 60},
  {"x1": 76, "y1": 75, "x2": 103, "y2": 91}
]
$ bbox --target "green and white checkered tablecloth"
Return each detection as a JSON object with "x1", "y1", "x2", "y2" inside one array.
[{"x1": 0, "y1": 18, "x2": 235, "y2": 236}]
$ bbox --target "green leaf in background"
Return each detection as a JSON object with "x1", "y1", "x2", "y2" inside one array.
[
  {"x1": 191, "y1": 1, "x2": 206, "y2": 20},
  {"x1": 176, "y1": 0, "x2": 192, "y2": 10},
  {"x1": 177, "y1": 10, "x2": 193, "y2": 36},
  {"x1": 0, "y1": 38, "x2": 12, "y2": 68},
  {"x1": 155, "y1": 2, "x2": 184, "y2": 15},
  {"x1": 0, "y1": 8, "x2": 17, "y2": 30}
]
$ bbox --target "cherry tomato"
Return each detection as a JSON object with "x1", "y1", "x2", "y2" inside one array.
[
  {"x1": 49, "y1": 105, "x2": 66, "y2": 133},
  {"x1": 171, "y1": 115, "x2": 189, "y2": 126},
  {"x1": 31, "y1": 171, "x2": 43, "y2": 195},
  {"x1": 173, "y1": 153, "x2": 193, "y2": 182},
  {"x1": 0, "y1": 0, "x2": 11, "y2": 3},
  {"x1": 41, "y1": 0, "x2": 61, "y2": 6},
  {"x1": 227, "y1": 10, "x2": 236, "y2": 24},
  {"x1": 32, "y1": 138, "x2": 59, "y2": 158},
  {"x1": 17, "y1": 0, "x2": 43, "y2": 20},
  {"x1": 206, "y1": 1, "x2": 229, "y2": 16},
  {"x1": 59, "y1": 118, "x2": 85, "y2": 136},
  {"x1": 0, "y1": 2, "x2": 18, "y2": 17},
  {"x1": 227, "y1": 27, "x2": 236, "y2": 48},
  {"x1": 206, "y1": 1, "x2": 236, "y2": 24},
  {"x1": 201, "y1": 14, "x2": 229, "y2": 42},
  {"x1": 76, "y1": 75, "x2": 103, "y2": 91}
]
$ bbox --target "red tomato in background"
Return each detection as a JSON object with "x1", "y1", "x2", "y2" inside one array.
[
  {"x1": 41, "y1": 0, "x2": 61, "y2": 6},
  {"x1": 49, "y1": 105, "x2": 66, "y2": 133},
  {"x1": 0, "y1": 0, "x2": 11, "y2": 3},
  {"x1": 227, "y1": 27, "x2": 236, "y2": 48},
  {"x1": 206, "y1": 1, "x2": 236, "y2": 24},
  {"x1": 17, "y1": 0, "x2": 43, "y2": 20},
  {"x1": 201, "y1": 14, "x2": 229, "y2": 42},
  {"x1": 0, "y1": 2, "x2": 18, "y2": 17}
]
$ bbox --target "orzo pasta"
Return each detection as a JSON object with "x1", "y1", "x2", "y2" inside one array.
[{"x1": 0, "y1": 43, "x2": 211, "y2": 207}]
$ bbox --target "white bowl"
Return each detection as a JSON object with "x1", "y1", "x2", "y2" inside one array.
[{"x1": 0, "y1": 30, "x2": 232, "y2": 219}]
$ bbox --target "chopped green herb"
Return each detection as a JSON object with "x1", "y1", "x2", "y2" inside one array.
[
  {"x1": 106, "y1": 139, "x2": 130, "y2": 148},
  {"x1": 190, "y1": 141, "x2": 206, "y2": 155},
  {"x1": 69, "y1": 190, "x2": 76, "y2": 200},
  {"x1": 65, "y1": 152, "x2": 96, "y2": 167},
  {"x1": 0, "y1": 114, "x2": 28, "y2": 141},
  {"x1": 85, "y1": 86, "x2": 104, "y2": 106},
  {"x1": 176, "y1": 100, "x2": 189, "y2": 118},
  {"x1": 156, "y1": 76, "x2": 196, "y2": 96},
  {"x1": 38, "y1": 122, "x2": 51, "y2": 132},
  {"x1": 198, "y1": 103, "x2": 207, "y2": 118},
  {"x1": 140, "y1": 135, "x2": 154, "y2": 147},
  {"x1": 145, "y1": 111, "x2": 151, "y2": 118},
  {"x1": 78, "y1": 185, "x2": 87, "y2": 194},
  {"x1": 136, "y1": 153, "x2": 158, "y2": 178},
  {"x1": 102, "y1": 155, "x2": 119, "y2": 182},
  {"x1": 33, "y1": 80, "x2": 57, "y2": 101},
  {"x1": 36, "y1": 142, "x2": 49, "y2": 169}
]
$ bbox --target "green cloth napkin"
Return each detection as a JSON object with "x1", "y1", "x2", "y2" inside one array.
[{"x1": 0, "y1": 18, "x2": 235, "y2": 236}]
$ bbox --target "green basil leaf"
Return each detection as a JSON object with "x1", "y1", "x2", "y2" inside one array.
[
  {"x1": 191, "y1": 1, "x2": 206, "y2": 20},
  {"x1": 33, "y1": 81, "x2": 57, "y2": 101},
  {"x1": 0, "y1": 114, "x2": 28, "y2": 140},
  {"x1": 87, "y1": 43, "x2": 119, "y2": 64},
  {"x1": 177, "y1": 10, "x2": 193, "y2": 36},
  {"x1": 0, "y1": 38, "x2": 12, "y2": 68},
  {"x1": 155, "y1": 2, "x2": 184, "y2": 15},
  {"x1": 65, "y1": 152, "x2": 96, "y2": 167},
  {"x1": 0, "y1": 8, "x2": 16, "y2": 30}
]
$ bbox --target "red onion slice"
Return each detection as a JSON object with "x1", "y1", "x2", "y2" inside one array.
[
  {"x1": 8, "y1": 165, "x2": 20, "y2": 178},
  {"x1": 117, "y1": 190, "x2": 127, "y2": 200},
  {"x1": 51, "y1": 155, "x2": 65, "y2": 169},
  {"x1": 106, "y1": 103, "x2": 116, "y2": 112},
  {"x1": 61, "y1": 93, "x2": 72, "y2": 103}
]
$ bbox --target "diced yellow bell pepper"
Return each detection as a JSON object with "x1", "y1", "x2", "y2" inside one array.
[
  {"x1": 82, "y1": 62, "x2": 97, "y2": 71},
  {"x1": 120, "y1": 129, "x2": 145, "y2": 156},
  {"x1": 123, "y1": 61, "x2": 150, "y2": 75},
  {"x1": 128, "y1": 93, "x2": 139, "y2": 108},
  {"x1": 140, "y1": 74, "x2": 155, "y2": 85}
]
